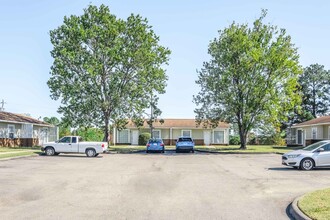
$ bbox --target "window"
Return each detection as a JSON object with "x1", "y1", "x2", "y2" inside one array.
[
  {"x1": 118, "y1": 129, "x2": 129, "y2": 143},
  {"x1": 178, "y1": 137, "x2": 193, "y2": 142},
  {"x1": 59, "y1": 137, "x2": 71, "y2": 143},
  {"x1": 152, "y1": 130, "x2": 161, "y2": 139},
  {"x1": 72, "y1": 137, "x2": 77, "y2": 143},
  {"x1": 8, "y1": 125, "x2": 15, "y2": 139},
  {"x1": 322, "y1": 143, "x2": 330, "y2": 151},
  {"x1": 181, "y1": 130, "x2": 191, "y2": 137},
  {"x1": 214, "y1": 131, "x2": 224, "y2": 144},
  {"x1": 312, "y1": 127, "x2": 317, "y2": 139}
]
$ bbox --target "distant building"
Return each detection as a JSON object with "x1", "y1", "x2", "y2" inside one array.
[
  {"x1": 113, "y1": 119, "x2": 230, "y2": 145},
  {"x1": 0, "y1": 111, "x2": 58, "y2": 147},
  {"x1": 287, "y1": 116, "x2": 330, "y2": 146}
]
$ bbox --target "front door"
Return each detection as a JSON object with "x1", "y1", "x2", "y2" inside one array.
[
  {"x1": 132, "y1": 130, "x2": 139, "y2": 145},
  {"x1": 297, "y1": 130, "x2": 303, "y2": 145},
  {"x1": 203, "y1": 131, "x2": 211, "y2": 145}
]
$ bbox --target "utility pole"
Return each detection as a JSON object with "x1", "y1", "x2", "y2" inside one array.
[
  {"x1": 0, "y1": 99, "x2": 5, "y2": 111},
  {"x1": 149, "y1": 94, "x2": 154, "y2": 138}
]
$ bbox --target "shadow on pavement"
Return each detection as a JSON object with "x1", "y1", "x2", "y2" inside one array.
[{"x1": 268, "y1": 167, "x2": 330, "y2": 171}]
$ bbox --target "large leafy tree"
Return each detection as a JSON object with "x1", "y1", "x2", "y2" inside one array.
[
  {"x1": 194, "y1": 10, "x2": 302, "y2": 149},
  {"x1": 48, "y1": 5, "x2": 170, "y2": 141},
  {"x1": 298, "y1": 64, "x2": 330, "y2": 118}
]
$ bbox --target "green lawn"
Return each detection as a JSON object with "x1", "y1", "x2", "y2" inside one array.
[
  {"x1": 299, "y1": 188, "x2": 330, "y2": 220},
  {"x1": 109, "y1": 145, "x2": 299, "y2": 154},
  {"x1": 0, "y1": 147, "x2": 40, "y2": 159},
  {"x1": 195, "y1": 145, "x2": 299, "y2": 154}
]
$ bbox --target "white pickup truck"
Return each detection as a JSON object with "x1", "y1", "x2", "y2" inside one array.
[{"x1": 41, "y1": 136, "x2": 108, "y2": 157}]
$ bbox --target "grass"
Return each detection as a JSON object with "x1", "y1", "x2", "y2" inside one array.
[
  {"x1": 0, "y1": 151, "x2": 39, "y2": 159},
  {"x1": 0, "y1": 147, "x2": 40, "y2": 159},
  {"x1": 194, "y1": 145, "x2": 300, "y2": 154},
  {"x1": 109, "y1": 145, "x2": 300, "y2": 154},
  {"x1": 299, "y1": 188, "x2": 330, "y2": 220}
]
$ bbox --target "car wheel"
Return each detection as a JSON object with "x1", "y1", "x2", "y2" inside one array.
[
  {"x1": 191, "y1": 150, "x2": 195, "y2": 153},
  {"x1": 146, "y1": 150, "x2": 149, "y2": 153},
  {"x1": 86, "y1": 149, "x2": 96, "y2": 157},
  {"x1": 300, "y1": 158, "x2": 314, "y2": 171},
  {"x1": 45, "y1": 147, "x2": 55, "y2": 156}
]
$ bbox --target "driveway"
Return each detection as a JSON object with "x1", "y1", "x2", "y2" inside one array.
[{"x1": 0, "y1": 152, "x2": 330, "y2": 219}]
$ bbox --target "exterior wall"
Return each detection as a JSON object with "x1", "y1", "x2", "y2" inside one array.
[
  {"x1": 304, "y1": 127, "x2": 312, "y2": 140},
  {"x1": 192, "y1": 130, "x2": 203, "y2": 139},
  {"x1": 323, "y1": 125, "x2": 329, "y2": 139},
  {"x1": 118, "y1": 127, "x2": 229, "y2": 145},
  {"x1": 0, "y1": 122, "x2": 22, "y2": 138},
  {"x1": 0, "y1": 122, "x2": 56, "y2": 147},
  {"x1": 316, "y1": 125, "x2": 323, "y2": 139}
]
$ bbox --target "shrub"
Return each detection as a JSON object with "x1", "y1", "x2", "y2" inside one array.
[
  {"x1": 138, "y1": 132, "x2": 151, "y2": 145},
  {"x1": 229, "y1": 135, "x2": 240, "y2": 145}
]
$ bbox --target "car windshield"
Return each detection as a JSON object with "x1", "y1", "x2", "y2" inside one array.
[
  {"x1": 302, "y1": 141, "x2": 327, "y2": 151},
  {"x1": 178, "y1": 138, "x2": 192, "y2": 142},
  {"x1": 149, "y1": 139, "x2": 162, "y2": 143}
]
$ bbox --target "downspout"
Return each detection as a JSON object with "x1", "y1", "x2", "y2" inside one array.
[{"x1": 170, "y1": 127, "x2": 172, "y2": 145}]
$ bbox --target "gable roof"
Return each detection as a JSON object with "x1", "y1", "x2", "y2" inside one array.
[
  {"x1": 0, "y1": 111, "x2": 52, "y2": 126},
  {"x1": 292, "y1": 116, "x2": 330, "y2": 128},
  {"x1": 126, "y1": 119, "x2": 229, "y2": 129}
]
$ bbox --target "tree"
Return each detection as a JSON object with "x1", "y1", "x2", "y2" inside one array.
[
  {"x1": 194, "y1": 10, "x2": 302, "y2": 149},
  {"x1": 43, "y1": 117, "x2": 71, "y2": 138},
  {"x1": 299, "y1": 64, "x2": 330, "y2": 118},
  {"x1": 48, "y1": 4, "x2": 170, "y2": 142},
  {"x1": 75, "y1": 127, "x2": 104, "y2": 141}
]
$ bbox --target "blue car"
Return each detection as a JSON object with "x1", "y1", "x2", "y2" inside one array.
[
  {"x1": 176, "y1": 137, "x2": 195, "y2": 153},
  {"x1": 146, "y1": 139, "x2": 165, "y2": 153}
]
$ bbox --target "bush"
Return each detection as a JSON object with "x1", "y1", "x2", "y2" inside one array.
[
  {"x1": 138, "y1": 132, "x2": 151, "y2": 145},
  {"x1": 229, "y1": 135, "x2": 240, "y2": 145}
]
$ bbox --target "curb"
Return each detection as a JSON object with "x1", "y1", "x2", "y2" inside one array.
[
  {"x1": 0, "y1": 154, "x2": 39, "y2": 161},
  {"x1": 195, "y1": 149, "x2": 285, "y2": 155},
  {"x1": 289, "y1": 195, "x2": 312, "y2": 220}
]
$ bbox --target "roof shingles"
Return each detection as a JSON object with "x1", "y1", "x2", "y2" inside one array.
[
  {"x1": 0, "y1": 111, "x2": 51, "y2": 126},
  {"x1": 292, "y1": 116, "x2": 330, "y2": 127},
  {"x1": 126, "y1": 119, "x2": 229, "y2": 129}
]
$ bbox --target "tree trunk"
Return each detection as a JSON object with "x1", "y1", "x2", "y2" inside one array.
[
  {"x1": 239, "y1": 128, "x2": 247, "y2": 150},
  {"x1": 103, "y1": 118, "x2": 109, "y2": 143}
]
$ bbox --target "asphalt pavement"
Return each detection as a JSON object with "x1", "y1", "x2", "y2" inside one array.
[{"x1": 1, "y1": 152, "x2": 330, "y2": 219}]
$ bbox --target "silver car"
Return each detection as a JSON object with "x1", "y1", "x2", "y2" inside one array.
[{"x1": 282, "y1": 140, "x2": 330, "y2": 170}]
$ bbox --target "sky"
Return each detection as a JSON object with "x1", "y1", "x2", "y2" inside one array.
[{"x1": 0, "y1": 0, "x2": 330, "y2": 120}]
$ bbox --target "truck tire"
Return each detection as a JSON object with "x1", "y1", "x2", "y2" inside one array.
[
  {"x1": 45, "y1": 147, "x2": 55, "y2": 156},
  {"x1": 86, "y1": 149, "x2": 96, "y2": 157}
]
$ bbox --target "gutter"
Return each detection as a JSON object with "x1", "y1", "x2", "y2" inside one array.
[{"x1": 0, "y1": 120, "x2": 54, "y2": 127}]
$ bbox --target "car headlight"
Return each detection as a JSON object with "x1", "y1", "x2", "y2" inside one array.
[{"x1": 287, "y1": 154, "x2": 301, "y2": 158}]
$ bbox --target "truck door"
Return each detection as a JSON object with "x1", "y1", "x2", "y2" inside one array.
[
  {"x1": 70, "y1": 137, "x2": 79, "y2": 152},
  {"x1": 56, "y1": 137, "x2": 72, "y2": 153}
]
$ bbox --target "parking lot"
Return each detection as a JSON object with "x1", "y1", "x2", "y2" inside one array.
[{"x1": 1, "y1": 152, "x2": 330, "y2": 219}]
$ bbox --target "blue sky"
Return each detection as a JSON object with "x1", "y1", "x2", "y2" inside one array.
[{"x1": 0, "y1": 0, "x2": 329, "y2": 120}]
